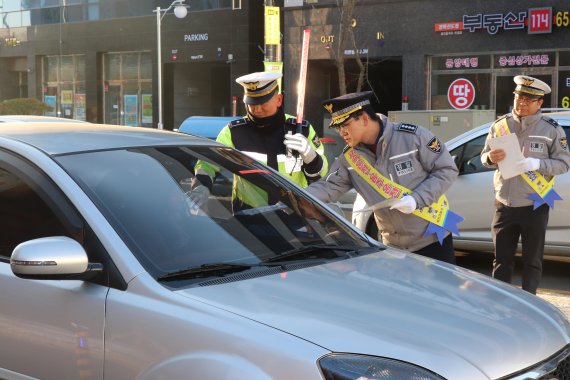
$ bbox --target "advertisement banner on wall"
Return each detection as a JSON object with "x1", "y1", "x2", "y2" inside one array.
[
  {"x1": 44, "y1": 95, "x2": 56, "y2": 116},
  {"x1": 141, "y1": 94, "x2": 152, "y2": 124},
  {"x1": 61, "y1": 90, "x2": 73, "y2": 105},
  {"x1": 124, "y1": 94, "x2": 138, "y2": 126},
  {"x1": 74, "y1": 93, "x2": 86, "y2": 121}
]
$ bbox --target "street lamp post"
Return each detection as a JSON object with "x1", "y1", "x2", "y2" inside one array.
[{"x1": 154, "y1": 0, "x2": 187, "y2": 130}]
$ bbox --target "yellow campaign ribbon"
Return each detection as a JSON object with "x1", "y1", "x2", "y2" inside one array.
[
  {"x1": 344, "y1": 148, "x2": 463, "y2": 242},
  {"x1": 494, "y1": 119, "x2": 561, "y2": 208}
]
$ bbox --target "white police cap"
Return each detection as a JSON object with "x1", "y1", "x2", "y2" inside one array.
[
  {"x1": 235, "y1": 71, "x2": 282, "y2": 105},
  {"x1": 513, "y1": 75, "x2": 551, "y2": 99}
]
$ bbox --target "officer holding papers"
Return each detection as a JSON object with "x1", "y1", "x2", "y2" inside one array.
[{"x1": 481, "y1": 75, "x2": 570, "y2": 294}]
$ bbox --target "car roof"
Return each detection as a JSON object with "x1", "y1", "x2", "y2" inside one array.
[
  {"x1": 0, "y1": 122, "x2": 217, "y2": 155},
  {"x1": 446, "y1": 111, "x2": 570, "y2": 146},
  {"x1": 177, "y1": 116, "x2": 238, "y2": 139},
  {"x1": 0, "y1": 115, "x2": 89, "y2": 123}
]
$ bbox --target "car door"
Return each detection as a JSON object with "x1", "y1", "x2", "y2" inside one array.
[
  {"x1": 446, "y1": 130, "x2": 496, "y2": 245},
  {"x1": 0, "y1": 151, "x2": 108, "y2": 380}
]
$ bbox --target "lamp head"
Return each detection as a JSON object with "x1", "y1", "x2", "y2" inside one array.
[{"x1": 174, "y1": 5, "x2": 187, "y2": 18}]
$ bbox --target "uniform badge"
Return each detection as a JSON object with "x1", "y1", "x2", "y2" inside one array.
[
  {"x1": 529, "y1": 142, "x2": 544, "y2": 153},
  {"x1": 312, "y1": 135, "x2": 322, "y2": 148},
  {"x1": 394, "y1": 160, "x2": 414, "y2": 176},
  {"x1": 427, "y1": 137, "x2": 442, "y2": 153},
  {"x1": 396, "y1": 123, "x2": 418, "y2": 134},
  {"x1": 561, "y1": 137, "x2": 568, "y2": 151}
]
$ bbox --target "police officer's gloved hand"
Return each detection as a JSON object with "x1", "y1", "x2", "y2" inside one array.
[
  {"x1": 390, "y1": 195, "x2": 417, "y2": 214},
  {"x1": 283, "y1": 133, "x2": 317, "y2": 163},
  {"x1": 516, "y1": 157, "x2": 540, "y2": 173},
  {"x1": 186, "y1": 185, "x2": 210, "y2": 215}
]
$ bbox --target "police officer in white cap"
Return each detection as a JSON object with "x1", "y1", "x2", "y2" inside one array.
[
  {"x1": 481, "y1": 75, "x2": 570, "y2": 294},
  {"x1": 193, "y1": 71, "x2": 328, "y2": 211}
]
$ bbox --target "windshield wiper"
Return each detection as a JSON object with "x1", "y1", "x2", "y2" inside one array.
[
  {"x1": 262, "y1": 244, "x2": 370, "y2": 264},
  {"x1": 157, "y1": 263, "x2": 259, "y2": 282}
]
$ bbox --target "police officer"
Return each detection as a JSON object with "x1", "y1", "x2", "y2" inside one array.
[
  {"x1": 193, "y1": 71, "x2": 328, "y2": 210},
  {"x1": 481, "y1": 75, "x2": 570, "y2": 294},
  {"x1": 307, "y1": 91, "x2": 459, "y2": 263}
]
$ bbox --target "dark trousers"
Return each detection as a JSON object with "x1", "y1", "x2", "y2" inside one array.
[
  {"x1": 491, "y1": 201, "x2": 549, "y2": 294},
  {"x1": 413, "y1": 234, "x2": 455, "y2": 264}
]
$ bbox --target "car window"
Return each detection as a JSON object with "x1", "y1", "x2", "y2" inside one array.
[
  {"x1": 0, "y1": 168, "x2": 76, "y2": 261},
  {"x1": 449, "y1": 134, "x2": 494, "y2": 175},
  {"x1": 57, "y1": 146, "x2": 373, "y2": 287},
  {"x1": 0, "y1": 153, "x2": 125, "y2": 289}
]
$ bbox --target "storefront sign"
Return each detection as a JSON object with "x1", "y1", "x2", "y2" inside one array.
[
  {"x1": 494, "y1": 52, "x2": 554, "y2": 67},
  {"x1": 448, "y1": 78, "x2": 475, "y2": 110},
  {"x1": 446, "y1": 57, "x2": 479, "y2": 69},
  {"x1": 434, "y1": 6, "x2": 569, "y2": 36},
  {"x1": 528, "y1": 7, "x2": 552, "y2": 34}
]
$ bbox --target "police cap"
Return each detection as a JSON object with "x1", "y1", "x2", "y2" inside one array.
[
  {"x1": 322, "y1": 91, "x2": 374, "y2": 128},
  {"x1": 235, "y1": 71, "x2": 282, "y2": 105},
  {"x1": 513, "y1": 75, "x2": 551, "y2": 99}
]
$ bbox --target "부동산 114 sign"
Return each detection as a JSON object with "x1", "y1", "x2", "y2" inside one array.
[{"x1": 434, "y1": 7, "x2": 570, "y2": 35}]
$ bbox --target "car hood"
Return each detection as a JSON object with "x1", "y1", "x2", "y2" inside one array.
[{"x1": 178, "y1": 249, "x2": 570, "y2": 379}]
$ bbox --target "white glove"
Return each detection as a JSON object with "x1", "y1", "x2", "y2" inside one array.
[
  {"x1": 186, "y1": 185, "x2": 210, "y2": 214},
  {"x1": 283, "y1": 133, "x2": 317, "y2": 163},
  {"x1": 515, "y1": 157, "x2": 540, "y2": 173},
  {"x1": 390, "y1": 195, "x2": 417, "y2": 214}
]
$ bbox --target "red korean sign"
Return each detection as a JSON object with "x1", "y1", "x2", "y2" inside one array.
[{"x1": 447, "y1": 78, "x2": 475, "y2": 110}]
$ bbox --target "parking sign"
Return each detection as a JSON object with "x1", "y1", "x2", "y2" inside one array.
[{"x1": 447, "y1": 78, "x2": 475, "y2": 110}]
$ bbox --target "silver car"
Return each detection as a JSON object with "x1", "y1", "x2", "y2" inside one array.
[
  {"x1": 353, "y1": 111, "x2": 570, "y2": 257},
  {"x1": 0, "y1": 122, "x2": 569, "y2": 380}
]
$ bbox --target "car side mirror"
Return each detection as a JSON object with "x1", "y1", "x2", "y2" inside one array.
[{"x1": 11, "y1": 236, "x2": 103, "y2": 281}]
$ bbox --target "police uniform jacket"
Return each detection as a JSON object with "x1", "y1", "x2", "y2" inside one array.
[
  {"x1": 481, "y1": 112, "x2": 570, "y2": 207},
  {"x1": 195, "y1": 113, "x2": 328, "y2": 208},
  {"x1": 307, "y1": 113, "x2": 458, "y2": 251}
]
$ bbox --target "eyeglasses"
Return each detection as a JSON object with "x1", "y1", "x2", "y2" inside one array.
[
  {"x1": 332, "y1": 117, "x2": 358, "y2": 133},
  {"x1": 514, "y1": 95, "x2": 540, "y2": 104}
]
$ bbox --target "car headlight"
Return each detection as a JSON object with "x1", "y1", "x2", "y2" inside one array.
[{"x1": 319, "y1": 354, "x2": 445, "y2": 380}]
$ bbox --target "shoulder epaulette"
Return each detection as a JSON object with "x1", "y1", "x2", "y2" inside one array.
[
  {"x1": 542, "y1": 116, "x2": 561, "y2": 128},
  {"x1": 285, "y1": 117, "x2": 309, "y2": 129},
  {"x1": 229, "y1": 118, "x2": 249, "y2": 128},
  {"x1": 396, "y1": 123, "x2": 418, "y2": 134}
]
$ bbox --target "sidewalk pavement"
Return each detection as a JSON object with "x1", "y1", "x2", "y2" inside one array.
[{"x1": 537, "y1": 290, "x2": 570, "y2": 320}]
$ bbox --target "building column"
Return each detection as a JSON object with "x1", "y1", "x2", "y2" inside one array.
[
  {"x1": 84, "y1": 51, "x2": 99, "y2": 122},
  {"x1": 402, "y1": 54, "x2": 426, "y2": 110}
]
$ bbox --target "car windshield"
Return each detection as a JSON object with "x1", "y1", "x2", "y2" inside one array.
[{"x1": 56, "y1": 145, "x2": 376, "y2": 287}]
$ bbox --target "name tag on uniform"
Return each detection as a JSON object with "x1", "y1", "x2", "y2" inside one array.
[
  {"x1": 394, "y1": 160, "x2": 414, "y2": 176},
  {"x1": 284, "y1": 156, "x2": 303, "y2": 173},
  {"x1": 529, "y1": 142, "x2": 544, "y2": 153}
]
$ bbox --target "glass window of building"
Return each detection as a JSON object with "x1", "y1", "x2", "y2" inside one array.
[
  {"x1": 42, "y1": 54, "x2": 86, "y2": 121},
  {"x1": 430, "y1": 55, "x2": 491, "y2": 111},
  {"x1": 103, "y1": 51, "x2": 153, "y2": 128}
]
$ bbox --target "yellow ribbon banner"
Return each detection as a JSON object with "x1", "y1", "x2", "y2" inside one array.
[
  {"x1": 345, "y1": 148, "x2": 463, "y2": 243},
  {"x1": 494, "y1": 119, "x2": 562, "y2": 208}
]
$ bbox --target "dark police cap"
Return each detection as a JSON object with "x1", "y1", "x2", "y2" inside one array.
[
  {"x1": 322, "y1": 91, "x2": 373, "y2": 128},
  {"x1": 513, "y1": 75, "x2": 551, "y2": 100}
]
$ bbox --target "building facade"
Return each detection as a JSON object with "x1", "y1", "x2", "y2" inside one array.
[
  {"x1": 282, "y1": 0, "x2": 570, "y2": 132},
  {"x1": 0, "y1": 0, "x2": 264, "y2": 129},
  {"x1": 2, "y1": 1, "x2": 570, "y2": 133}
]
